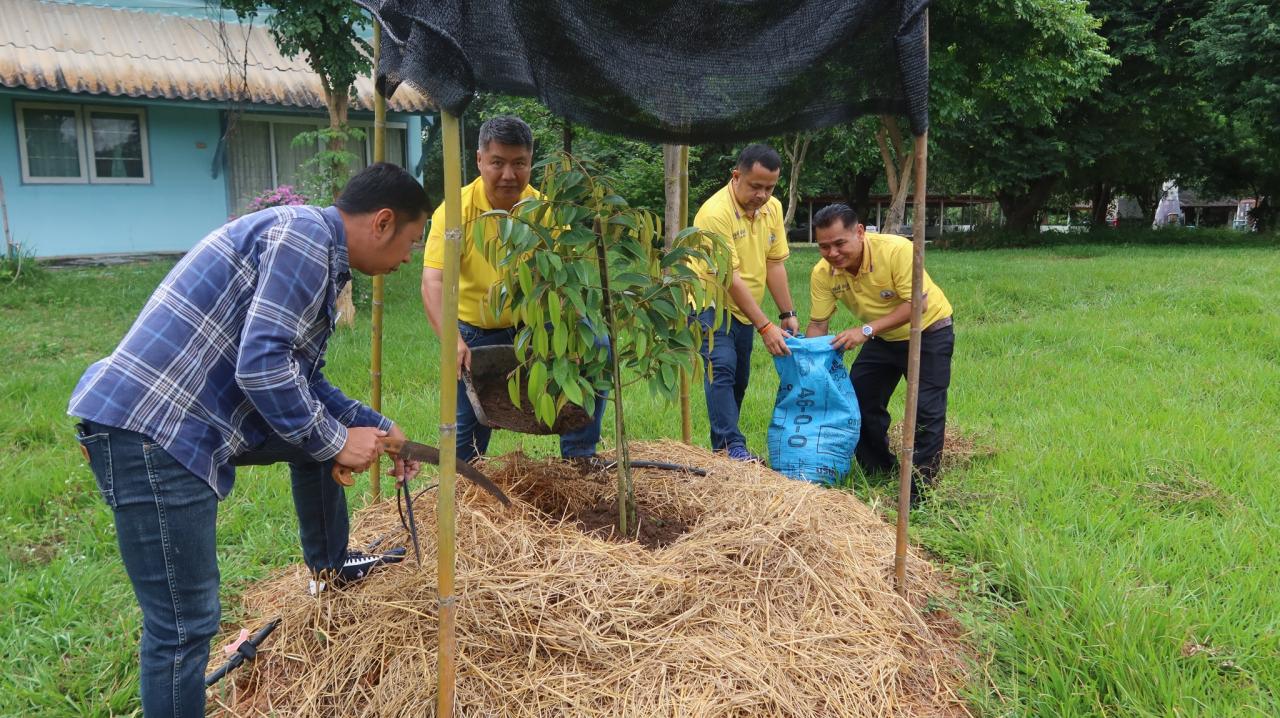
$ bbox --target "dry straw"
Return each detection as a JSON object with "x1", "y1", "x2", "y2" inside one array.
[{"x1": 214, "y1": 441, "x2": 971, "y2": 717}]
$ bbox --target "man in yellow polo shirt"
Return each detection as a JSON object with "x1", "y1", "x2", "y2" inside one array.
[
  {"x1": 804, "y1": 204, "x2": 954, "y2": 502},
  {"x1": 421, "y1": 115, "x2": 605, "y2": 462},
  {"x1": 693, "y1": 144, "x2": 798, "y2": 462}
]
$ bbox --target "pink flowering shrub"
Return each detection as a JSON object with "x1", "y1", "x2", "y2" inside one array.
[{"x1": 239, "y1": 185, "x2": 309, "y2": 216}]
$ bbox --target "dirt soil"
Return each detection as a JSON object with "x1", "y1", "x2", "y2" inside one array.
[
  {"x1": 471, "y1": 376, "x2": 592, "y2": 436},
  {"x1": 573, "y1": 499, "x2": 690, "y2": 549}
]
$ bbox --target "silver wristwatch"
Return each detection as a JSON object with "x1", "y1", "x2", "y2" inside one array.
[{"x1": 861, "y1": 324, "x2": 874, "y2": 338}]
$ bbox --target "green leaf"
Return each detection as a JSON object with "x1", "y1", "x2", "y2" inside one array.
[
  {"x1": 553, "y1": 322, "x2": 568, "y2": 355},
  {"x1": 508, "y1": 366, "x2": 523, "y2": 408},
  {"x1": 608, "y1": 214, "x2": 638, "y2": 231},
  {"x1": 534, "y1": 325, "x2": 549, "y2": 357},
  {"x1": 537, "y1": 393, "x2": 556, "y2": 427},
  {"x1": 548, "y1": 293, "x2": 562, "y2": 325},
  {"x1": 562, "y1": 374, "x2": 584, "y2": 406},
  {"x1": 517, "y1": 262, "x2": 533, "y2": 297}
]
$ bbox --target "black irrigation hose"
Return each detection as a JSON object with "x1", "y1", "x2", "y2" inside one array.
[
  {"x1": 204, "y1": 617, "x2": 281, "y2": 688},
  {"x1": 621, "y1": 460, "x2": 708, "y2": 476}
]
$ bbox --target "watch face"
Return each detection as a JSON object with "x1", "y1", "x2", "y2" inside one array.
[{"x1": 862, "y1": 325, "x2": 873, "y2": 336}]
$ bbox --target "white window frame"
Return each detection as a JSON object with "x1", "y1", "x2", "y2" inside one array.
[
  {"x1": 235, "y1": 113, "x2": 410, "y2": 185},
  {"x1": 14, "y1": 101, "x2": 89, "y2": 184},
  {"x1": 15, "y1": 101, "x2": 151, "y2": 184},
  {"x1": 85, "y1": 106, "x2": 151, "y2": 184}
]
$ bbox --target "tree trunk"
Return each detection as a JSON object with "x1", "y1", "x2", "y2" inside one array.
[
  {"x1": 849, "y1": 170, "x2": 877, "y2": 224},
  {"x1": 1089, "y1": 182, "x2": 1112, "y2": 228},
  {"x1": 996, "y1": 175, "x2": 1058, "y2": 233},
  {"x1": 782, "y1": 133, "x2": 812, "y2": 228},
  {"x1": 876, "y1": 117, "x2": 914, "y2": 234},
  {"x1": 562, "y1": 120, "x2": 574, "y2": 156},
  {"x1": 326, "y1": 88, "x2": 356, "y2": 327}
]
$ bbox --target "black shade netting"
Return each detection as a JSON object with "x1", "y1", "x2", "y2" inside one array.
[{"x1": 359, "y1": 0, "x2": 929, "y2": 143}]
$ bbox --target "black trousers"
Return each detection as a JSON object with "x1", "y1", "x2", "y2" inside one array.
[{"x1": 849, "y1": 324, "x2": 954, "y2": 486}]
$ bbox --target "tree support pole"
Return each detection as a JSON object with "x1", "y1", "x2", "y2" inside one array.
[
  {"x1": 894, "y1": 129, "x2": 927, "y2": 597},
  {"x1": 369, "y1": 21, "x2": 386, "y2": 501},
  {"x1": 663, "y1": 144, "x2": 693, "y2": 444},
  {"x1": 436, "y1": 109, "x2": 464, "y2": 718}
]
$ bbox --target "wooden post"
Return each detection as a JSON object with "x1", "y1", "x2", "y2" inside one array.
[
  {"x1": 665, "y1": 145, "x2": 694, "y2": 444},
  {"x1": 369, "y1": 21, "x2": 386, "y2": 501},
  {"x1": 894, "y1": 131, "x2": 927, "y2": 597},
  {"x1": 436, "y1": 110, "x2": 464, "y2": 718}
]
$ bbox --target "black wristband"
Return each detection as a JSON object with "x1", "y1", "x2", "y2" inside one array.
[{"x1": 778, "y1": 310, "x2": 797, "y2": 321}]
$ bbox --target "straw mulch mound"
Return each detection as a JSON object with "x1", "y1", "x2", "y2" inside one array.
[{"x1": 213, "y1": 441, "x2": 972, "y2": 717}]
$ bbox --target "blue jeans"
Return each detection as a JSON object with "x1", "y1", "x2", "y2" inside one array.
[
  {"x1": 698, "y1": 308, "x2": 756, "y2": 451},
  {"x1": 76, "y1": 420, "x2": 355, "y2": 717},
  {"x1": 456, "y1": 321, "x2": 607, "y2": 460}
]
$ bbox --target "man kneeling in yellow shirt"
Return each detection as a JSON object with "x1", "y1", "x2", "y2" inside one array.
[{"x1": 805, "y1": 204, "x2": 954, "y2": 503}]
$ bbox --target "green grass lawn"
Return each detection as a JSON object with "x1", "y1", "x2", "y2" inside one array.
[{"x1": 1, "y1": 241, "x2": 1277, "y2": 716}]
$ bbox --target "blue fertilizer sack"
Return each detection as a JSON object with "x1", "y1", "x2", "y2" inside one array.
[{"x1": 767, "y1": 336, "x2": 860, "y2": 485}]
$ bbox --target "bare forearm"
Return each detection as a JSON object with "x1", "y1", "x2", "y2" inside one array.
[
  {"x1": 868, "y1": 301, "x2": 913, "y2": 335},
  {"x1": 765, "y1": 261, "x2": 793, "y2": 314},
  {"x1": 421, "y1": 270, "x2": 445, "y2": 336},
  {"x1": 805, "y1": 319, "x2": 829, "y2": 338}
]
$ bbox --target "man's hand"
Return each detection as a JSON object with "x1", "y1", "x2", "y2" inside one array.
[
  {"x1": 336, "y1": 427, "x2": 386, "y2": 472},
  {"x1": 760, "y1": 323, "x2": 791, "y2": 356},
  {"x1": 457, "y1": 338, "x2": 472, "y2": 380},
  {"x1": 779, "y1": 314, "x2": 800, "y2": 337},
  {"x1": 386, "y1": 423, "x2": 421, "y2": 487},
  {"x1": 830, "y1": 327, "x2": 871, "y2": 351}
]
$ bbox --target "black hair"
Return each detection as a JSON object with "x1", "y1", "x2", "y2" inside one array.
[
  {"x1": 736, "y1": 143, "x2": 782, "y2": 173},
  {"x1": 477, "y1": 115, "x2": 534, "y2": 151},
  {"x1": 813, "y1": 203, "x2": 860, "y2": 231},
  {"x1": 336, "y1": 162, "x2": 429, "y2": 220}
]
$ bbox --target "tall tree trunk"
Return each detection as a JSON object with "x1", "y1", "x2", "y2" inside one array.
[
  {"x1": 327, "y1": 89, "x2": 357, "y2": 327},
  {"x1": 850, "y1": 170, "x2": 877, "y2": 223},
  {"x1": 1089, "y1": 182, "x2": 1112, "y2": 228},
  {"x1": 876, "y1": 117, "x2": 914, "y2": 234},
  {"x1": 996, "y1": 175, "x2": 1058, "y2": 233},
  {"x1": 562, "y1": 120, "x2": 574, "y2": 156},
  {"x1": 782, "y1": 132, "x2": 812, "y2": 228}
]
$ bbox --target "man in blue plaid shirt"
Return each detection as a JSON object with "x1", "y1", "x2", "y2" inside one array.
[{"x1": 69, "y1": 163, "x2": 428, "y2": 717}]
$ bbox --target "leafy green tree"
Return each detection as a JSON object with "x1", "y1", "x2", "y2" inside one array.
[
  {"x1": 1190, "y1": 0, "x2": 1280, "y2": 231},
  {"x1": 1054, "y1": 1, "x2": 1215, "y2": 226},
  {"x1": 479, "y1": 155, "x2": 731, "y2": 534},
  {"x1": 931, "y1": 0, "x2": 1114, "y2": 231},
  {"x1": 223, "y1": 0, "x2": 373, "y2": 323}
]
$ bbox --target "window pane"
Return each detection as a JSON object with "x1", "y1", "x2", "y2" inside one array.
[
  {"x1": 90, "y1": 111, "x2": 145, "y2": 178},
  {"x1": 274, "y1": 123, "x2": 317, "y2": 190},
  {"x1": 22, "y1": 108, "x2": 81, "y2": 177},
  {"x1": 345, "y1": 131, "x2": 368, "y2": 175},
  {"x1": 386, "y1": 128, "x2": 406, "y2": 168},
  {"x1": 226, "y1": 119, "x2": 274, "y2": 214}
]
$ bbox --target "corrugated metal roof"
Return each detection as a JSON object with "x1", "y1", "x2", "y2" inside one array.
[{"x1": 0, "y1": 0, "x2": 433, "y2": 113}]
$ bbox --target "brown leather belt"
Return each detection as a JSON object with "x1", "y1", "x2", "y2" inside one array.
[{"x1": 924, "y1": 316, "x2": 953, "y2": 333}]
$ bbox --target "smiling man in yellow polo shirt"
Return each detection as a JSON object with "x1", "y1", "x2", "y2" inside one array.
[
  {"x1": 693, "y1": 143, "x2": 798, "y2": 462},
  {"x1": 421, "y1": 115, "x2": 604, "y2": 462},
  {"x1": 805, "y1": 204, "x2": 954, "y2": 503}
]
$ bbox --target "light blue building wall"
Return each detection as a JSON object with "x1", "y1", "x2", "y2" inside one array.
[{"x1": 2, "y1": 89, "x2": 424, "y2": 258}]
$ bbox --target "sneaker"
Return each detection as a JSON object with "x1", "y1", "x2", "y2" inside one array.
[
  {"x1": 725, "y1": 445, "x2": 763, "y2": 464},
  {"x1": 566, "y1": 455, "x2": 611, "y2": 474},
  {"x1": 309, "y1": 547, "x2": 407, "y2": 595}
]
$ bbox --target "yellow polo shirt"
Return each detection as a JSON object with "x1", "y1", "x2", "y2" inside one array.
[
  {"x1": 424, "y1": 177, "x2": 541, "y2": 329},
  {"x1": 692, "y1": 182, "x2": 790, "y2": 323},
  {"x1": 810, "y1": 232, "x2": 952, "y2": 342}
]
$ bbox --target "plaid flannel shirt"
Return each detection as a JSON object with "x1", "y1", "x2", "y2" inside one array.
[{"x1": 68, "y1": 205, "x2": 390, "y2": 498}]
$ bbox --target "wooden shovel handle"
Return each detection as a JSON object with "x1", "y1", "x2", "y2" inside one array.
[{"x1": 330, "y1": 436, "x2": 408, "y2": 486}]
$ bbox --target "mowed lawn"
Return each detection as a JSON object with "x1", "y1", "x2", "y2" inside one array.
[{"x1": 1, "y1": 241, "x2": 1277, "y2": 716}]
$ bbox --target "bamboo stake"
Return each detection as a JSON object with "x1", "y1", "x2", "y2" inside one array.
[
  {"x1": 436, "y1": 110, "x2": 464, "y2": 718},
  {"x1": 369, "y1": 20, "x2": 386, "y2": 502},
  {"x1": 894, "y1": 7, "x2": 930, "y2": 598},
  {"x1": 894, "y1": 131, "x2": 927, "y2": 597},
  {"x1": 662, "y1": 145, "x2": 694, "y2": 444},
  {"x1": 678, "y1": 144, "x2": 692, "y2": 445}
]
